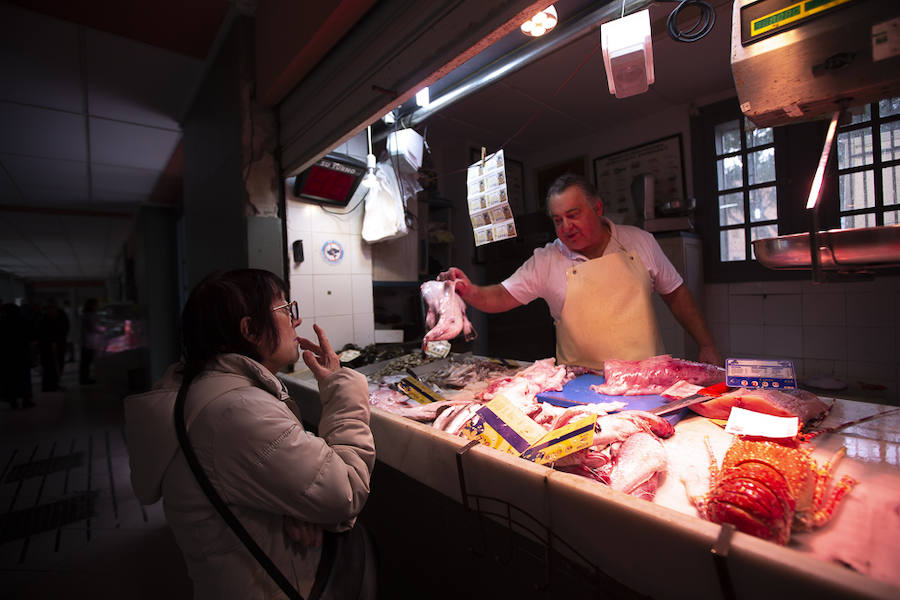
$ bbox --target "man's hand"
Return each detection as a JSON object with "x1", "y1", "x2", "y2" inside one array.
[
  {"x1": 698, "y1": 344, "x2": 724, "y2": 367},
  {"x1": 437, "y1": 267, "x2": 473, "y2": 298},
  {"x1": 299, "y1": 323, "x2": 340, "y2": 382},
  {"x1": 438, "y1": 266, "x2": 521, "y2": 314}
]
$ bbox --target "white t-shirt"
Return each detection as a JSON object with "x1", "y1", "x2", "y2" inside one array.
[{"x1": 501, "y1": 218, "x2": 683, "y2": 321}]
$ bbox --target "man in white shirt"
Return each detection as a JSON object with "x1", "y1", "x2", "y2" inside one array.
[{"x1": 440, "y1": 174, "x2": 722, "y2": 370}]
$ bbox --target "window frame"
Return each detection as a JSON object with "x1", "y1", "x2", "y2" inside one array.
[
  {"x1": 692, "y1": 97, "x2": 900, "y2": 283},
  {"x1": 835, "y1": 100, "x2": 900, "y2": 228},
  {"x1": 692, "y1": 98, "x2": 803, "y2": 282},
  {"x1": 713, "y1": 116, "x2": 779, "y2": 264}
]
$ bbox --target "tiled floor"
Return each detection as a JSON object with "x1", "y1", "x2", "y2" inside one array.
[{"x1": 0, "y1": 367, "x2": 192, "y2": 599}]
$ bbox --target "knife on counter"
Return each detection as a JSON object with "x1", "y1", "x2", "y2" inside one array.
[{"x1": 650, "y1": 381, "x2": 731, "y2": 416}]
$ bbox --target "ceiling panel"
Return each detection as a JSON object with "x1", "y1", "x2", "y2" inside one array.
[
  {"x1": 21, "y1": 189, "x2": 91, "y2": 207},
  {"x1": 0, "y1": 2, "x2": 215, "y2": 282},
  {"x1": 0, "y1": 163, "x2": 23, "y2": 204},
  {"x1": 0, "y1": 210, "x2": 132, "y2": 279},
  {"x1": 89, "y1": 117, "x2": 181, "y2": 170},
  {"x1": 0, "y1": 103, "x2": 87, "y2": 161},
  {"x1": 92, "y1": 163, "x2": 161, "y2": 196},
  {"x1": 91, "y1": 190, "x2": 151, "y2": 206},
  {"x1": 86, "y1": 28, "x2": 203, "y2": 129},
  {"x1": 1, "y1": 155, "x2": 89, "y2": 196},
  {"x1": 0, "y1": 4, "x2": 83, "y2": 113}
]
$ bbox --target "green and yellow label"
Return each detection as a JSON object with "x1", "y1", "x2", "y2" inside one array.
[
  {"x1": 520, "y1": 416, "x2": 596, "y2": 465},
  {"x1": 751, "y1": 0, "x2": 852, "y2": 37},
  {"x1": 395, "y1": 376, "x2": 446, "y2": 404},
  {"x1": 461, "y1": 394, "x2": 545, "y2": 455}
]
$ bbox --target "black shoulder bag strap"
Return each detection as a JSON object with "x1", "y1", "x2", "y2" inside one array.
[{"x1": 173, "y1": 377, "x2": 304, "y2": 600}]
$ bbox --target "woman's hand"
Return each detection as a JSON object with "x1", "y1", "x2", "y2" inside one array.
[
  {"x1": 283, "y1": 516, "x2": 322, "y2": 556},
  {"x1": 298, "y1": 323, "x2": 340, "y2": 382}
]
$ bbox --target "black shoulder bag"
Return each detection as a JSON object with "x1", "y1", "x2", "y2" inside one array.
[{"x1": 173, "y1": 377, "x2": 376, "y2": 600}]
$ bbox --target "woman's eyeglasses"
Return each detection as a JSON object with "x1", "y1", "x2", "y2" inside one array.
[{"x1": 272, "y1": 300, "x2": 299, "y2": 321}]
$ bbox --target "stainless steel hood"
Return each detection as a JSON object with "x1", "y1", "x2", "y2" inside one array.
[{"x1": 731, "y1": 0, "x2": 900, "y2": 128}]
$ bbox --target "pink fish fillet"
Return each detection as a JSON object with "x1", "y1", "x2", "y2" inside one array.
[
  {"x1": 591, "y1": 354, "x2": 725, "y2": 396},
  {"x1": 421, "y1": 280, "x2": 477, "y2": 345}
]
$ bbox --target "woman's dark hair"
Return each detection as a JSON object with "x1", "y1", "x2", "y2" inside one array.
[{"x1": 180, "y1": 269, "x2": 288, "y2": 376}]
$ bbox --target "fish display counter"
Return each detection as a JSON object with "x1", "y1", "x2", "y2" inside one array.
[{"x1": 279, "y1": 354, "x2": 900, "y2": 600}]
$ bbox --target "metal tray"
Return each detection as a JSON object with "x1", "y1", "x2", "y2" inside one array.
[{"x1": 753, "y1": 225, "x2": 900, "y2": 270}]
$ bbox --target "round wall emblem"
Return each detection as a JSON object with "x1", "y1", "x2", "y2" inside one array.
[{"x1": 321, "y1": 240, "x2": 344, "y2": 264}]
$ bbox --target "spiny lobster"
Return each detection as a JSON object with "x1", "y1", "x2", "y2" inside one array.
[{"x1": 690, "y1": 436, "x2": 858, "y2": 545}]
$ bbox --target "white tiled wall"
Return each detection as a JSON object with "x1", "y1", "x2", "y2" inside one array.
[
  {"x1": 283, "y1": 131, "x2": 374, "y2": 368},
  {"x1": 286, "y1": 195, "x2": 373, "y2": 366},
  {"x1": 705, "y1": 276, "x2": 900, "y2": 403}
]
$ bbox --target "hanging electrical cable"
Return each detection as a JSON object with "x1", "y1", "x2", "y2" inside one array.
[{"x1": 661, "y1": 0, "x2": 717, "y2": 43}]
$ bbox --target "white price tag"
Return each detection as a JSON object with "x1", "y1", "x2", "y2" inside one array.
[
  {"x1": 724, "y1": 407, "x2": 799, "y2": 438},
  {"x1": 660, "y1": 380, "x2": 702, "y2": 399}
]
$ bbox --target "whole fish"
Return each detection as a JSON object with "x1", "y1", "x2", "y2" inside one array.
[{"x1": 608, "y1": 432, "x2": 668, "y2": 499}]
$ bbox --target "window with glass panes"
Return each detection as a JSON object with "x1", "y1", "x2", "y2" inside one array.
[
  {"x1": 836, "y1": 97, "x2": 900, "y2": 227},
  {"x1": 714, "y1": 117, "x2": 777, "y2": 262}
]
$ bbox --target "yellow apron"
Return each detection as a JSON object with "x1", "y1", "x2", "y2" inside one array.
[{"x1": 555, "y1": 243, "x2": 664, "y2": 371}]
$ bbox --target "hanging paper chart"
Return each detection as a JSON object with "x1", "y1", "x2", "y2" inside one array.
[{"x1": 466, "y1": 150, "x2": 517, "y2": 246}]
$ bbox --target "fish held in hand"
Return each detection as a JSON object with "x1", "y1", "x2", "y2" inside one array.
[{"x1": 421, "y1": 280, "x2": 477, "y2": 346}]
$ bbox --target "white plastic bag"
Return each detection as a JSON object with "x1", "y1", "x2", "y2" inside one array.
[{"x1": 362, "y1": 162, "x2": 408, "y2": 243}]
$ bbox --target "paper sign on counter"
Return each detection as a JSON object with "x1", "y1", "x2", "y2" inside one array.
[
  {"x1": 660, "y1": 380, "x2": 702, "y2": 399},
  {"x1": 395, "y1": 376, "x2": 446, "y2": 404},
  {"x1": 461, "y1": 394, "x2": 544, "y2": 455},
  {"x1": 520, "y1": 416, "x2": 595, "y2": 465},
  {"x1": 724, "y1": 406, "x2": 799, "y2": 438}
]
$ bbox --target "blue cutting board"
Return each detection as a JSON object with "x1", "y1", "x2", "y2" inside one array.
[{"x1": 536, "y1": 374, "x2": 687, "y2": 424}]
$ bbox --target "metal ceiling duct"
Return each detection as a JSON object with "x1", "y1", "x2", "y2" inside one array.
[{"x1": 378, "y1": 0, "x2": 657, "y2": 139}]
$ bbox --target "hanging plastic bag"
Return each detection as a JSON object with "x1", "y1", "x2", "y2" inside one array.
[{"x1": 362, "y1": 161, "x2": 409, "y2": 243}]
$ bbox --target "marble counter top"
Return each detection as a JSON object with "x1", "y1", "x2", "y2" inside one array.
[{"x1": 279, "y1": 368, "x2": 900, "y2": 600}]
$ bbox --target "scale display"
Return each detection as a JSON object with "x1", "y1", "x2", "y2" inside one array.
[
  {"x1": 726, "y1": 358, "x2": 797, "y2": 389},
  {"x1": 740, "y1": 0, "x2": 855, "y2": 46}
]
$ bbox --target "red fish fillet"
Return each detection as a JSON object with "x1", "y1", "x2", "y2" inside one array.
[{"x1": 690, "y1": 387, "x2": 828, "y2": 424}]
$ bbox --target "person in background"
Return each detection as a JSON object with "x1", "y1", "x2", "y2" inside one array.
[
  {"x1": 37, "y1": 297, "x2": 69, "y2": 392},
  {"x1": 440, "y1": 173, "x2": 722, "y2": 371},
  {"x1": 0, "y1": 302, "x2": 35, "y2": 409},
  {"x1": 124, "y1": 269, "x2": 375, "y2": 599},
  {"x1": 62, "y1": 299, "x2": 75, "y2": 363},
  {"x1": 79, "y1": 298, "x2": 101, "y2": 385}
]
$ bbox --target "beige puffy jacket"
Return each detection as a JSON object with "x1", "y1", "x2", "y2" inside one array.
[{"x1": 124, "y1": 353, "x2": 375, "y2": 599}]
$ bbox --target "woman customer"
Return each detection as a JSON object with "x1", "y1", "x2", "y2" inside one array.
[{"x1": 124, "y1": 269, "x2": 375, "y2": 599}]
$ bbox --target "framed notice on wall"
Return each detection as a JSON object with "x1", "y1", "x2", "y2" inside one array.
[{"x1": 592, "y1": 134, "x2": 686, "y2": 225}]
